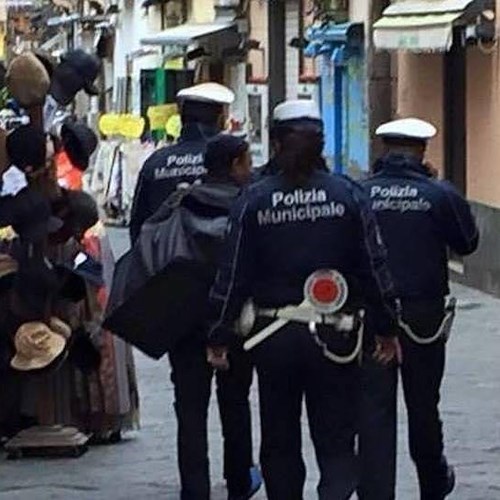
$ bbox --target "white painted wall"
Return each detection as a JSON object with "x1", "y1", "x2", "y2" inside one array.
[
  {"x1": 112, "y1": 0, "x2": 163, "y2": 113},
  {"x1": 285, "y1": 0, "x2": 300, "y2": 99}
]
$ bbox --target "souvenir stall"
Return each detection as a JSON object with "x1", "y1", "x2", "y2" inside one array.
[{"x1": 0, "y1": 48, "x2": 139, "y2": 457}]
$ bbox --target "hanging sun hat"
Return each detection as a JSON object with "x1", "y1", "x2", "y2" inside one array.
[
  {"x1": 8, "y1": 188, "x2": 63, "y2": 243},
  {"x1": 0, "y1": 254, "x2": 18, "y2": 279},
  {"x1": 0, "y1": 253, "x2": 17, "y2": 293},
  {"x1": 11, "y1": 321, "x2": 67, "y2": 371},
  {"x1": 6, "y1": 124, "x2": 47, "y2": 174},
  {"x1": 49, "y1": 50, "x2": 101, "y2": 106},
  {"x1": 60, "y1": 121, "x2": 98, "y2": 171},
  {"x1": 6, "y1": 52, "x2": 51, "y2": 108}
]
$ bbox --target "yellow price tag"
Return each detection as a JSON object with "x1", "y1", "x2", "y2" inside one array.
[
  {"x1": 98, "y1": 114, "x2": 121, "y2": 136},
  {"x1": 164, "y1": 58, "x2": 183, "y2": 70},
  {"x1": 118, "y1": 114, "x2": 145, "y2": 139},
  {"x1": 147, "y1": 104, "x2": 177, "y2": 131},
  {"x1": 165, "y1": 113, "x2": 182, "y2": 140}
]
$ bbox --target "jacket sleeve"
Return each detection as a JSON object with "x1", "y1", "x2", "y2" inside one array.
[
  {"x1": 129, "y1": 165, "x2": 151, "y2": 244},
  {"x1": 207, "y1": 195, "x2": 255, "y2": 346},
  {"x1": 351, "y1": 184, "x2": 399, "y2": 338},
  {"x1": 436, "y1": 181, "x2": 479, "y2": 256}
]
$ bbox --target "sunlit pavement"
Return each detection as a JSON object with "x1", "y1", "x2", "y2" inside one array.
[{"x1": 1, "y1": 228, "x2": 499, "y2": 499}]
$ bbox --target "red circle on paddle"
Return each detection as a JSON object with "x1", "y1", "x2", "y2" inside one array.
[{"x1": 311, "y1": 278, "x2": 340, "y2": 304}]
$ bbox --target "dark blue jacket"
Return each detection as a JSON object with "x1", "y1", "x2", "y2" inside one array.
[
  {"x1": 208, "y1": 169, "x2": 398, "y2": 345},
  {"x1": 362, "y1": 153, "x2": 479, "y2": 301},
  {"x1": 129, "y1": 123, "x2": 219, "y2": 242}
]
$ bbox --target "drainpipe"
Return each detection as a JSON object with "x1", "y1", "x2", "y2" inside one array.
[
  {"x1": 334, "y1": 67, "x2": 343, "y2": 173},
  {"x1": 368, "y1": 0, "x2": 392, "y2": 164},
  {"x1": 268, "y1": 0, "x2": 285, "y2": 117}
]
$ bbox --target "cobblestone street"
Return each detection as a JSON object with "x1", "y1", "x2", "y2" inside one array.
[{"x1": 1, "y1": 229, "x2": 499, "y2": 499}]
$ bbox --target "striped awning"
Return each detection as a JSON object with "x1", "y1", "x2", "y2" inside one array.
[{"x1": 373, "y1": 0, "x2": 478, "y2": 52}]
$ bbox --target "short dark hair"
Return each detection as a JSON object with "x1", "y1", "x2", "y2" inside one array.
[
  {"x1": 204, "y1": 135, "x2": 249, "y2": 179},
  {"x1": 181, "y1": 100, "x2": 223, "y2": 127}
]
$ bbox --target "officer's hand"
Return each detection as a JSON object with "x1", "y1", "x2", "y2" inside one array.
[
  {"x1": 373, "y1": 336, "x2": 403, "y2": 366},
  {"x1": 207, "y1": 346, "x2": 230, "y2": 371}
]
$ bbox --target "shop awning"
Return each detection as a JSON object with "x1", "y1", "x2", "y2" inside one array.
[
  {"x1": 140, "y1": 22, "x2": 236, "y2": 47},
  {"x1": 373, "y1": 0, "x2": 480, "y2": 52}
]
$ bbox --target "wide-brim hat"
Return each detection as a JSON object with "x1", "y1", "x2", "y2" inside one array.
[
  {"x1": 6, "y1": 124, "x2": 47, "y2": 173},
  {"x1": 61, "y1": 122, "x2": 98, "y2": 171},
  {"x1": 49, "y1": 63, "x2": 84, "y2": 106},
  {"x1": 177, "y1": 83, "x2": 235, "y2": 105},
  {"x1": 6, "y1": 52, "x2": 50, "y2": 108},
  {"x1": 376, "y1": 118, "x2": 437, "y2": 141},
  {"x1": 62, "y1": 49, "x2": 101, "y2": 96},
  {"x1": 7, "y1": 188, "x2": 63, "y2": 242},
  {"x1": 11, "y1": 322, "x2": 67, "y2": 371},
  {"x1": 33, "y1": 49, "x2": 57, "y2": 79}
]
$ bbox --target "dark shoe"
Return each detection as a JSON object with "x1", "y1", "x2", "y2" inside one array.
[{"x1": 228, "y1": 466, "x2": 262, "y2": 500}]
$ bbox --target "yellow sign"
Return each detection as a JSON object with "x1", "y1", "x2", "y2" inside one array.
[
  {"x1": 147, "y1": 104, "x2": 177, "y2": 131},
  {"x1": 166, "y1": 113, "x2": 181, "y2": 140},
  {"x1": 118, "y1": 114, "x2": 145, "y2": 139},
  {"x1": 164, "y1": 58, "x2": 183, "y2": 70},
  {"x1": 98, "y1": 114, "x2": 121, "y2": 136}
]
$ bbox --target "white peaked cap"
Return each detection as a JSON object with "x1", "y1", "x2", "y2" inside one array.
[
  {"x1": 376, "y1": 118, "x2": 437, "y2": 141},
  {"x1": 177, "y1": 83, "x2": 235, "y2": 105},
  {"x1": 273, "y1": 99, "x2": 321, "y2": 122}
]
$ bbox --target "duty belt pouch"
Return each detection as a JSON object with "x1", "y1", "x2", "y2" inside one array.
[{"x1": 309, "y1": 311, "x2": 364, "y2": 365}]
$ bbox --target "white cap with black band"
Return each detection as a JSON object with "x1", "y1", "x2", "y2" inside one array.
[
  {"x1": 376, "y1": 118, "x2": 437, "y2": 141},
  {"x1": 273, "y1": 99, "x2": 321, "y2": 123},
  {"x1": 177, "y1": 83, "x2": 235, "y2": 105}
]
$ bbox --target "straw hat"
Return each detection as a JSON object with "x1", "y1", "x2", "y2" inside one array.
[
  {"x1": 0, "y1": 253, "x2": 18, "y2": 279},
  {"x1": 6, "y1": 52, "x2": 51, "y2": 108},
  {"x1": 11, "y1": 321, "x2": 67, "y2": 371}
]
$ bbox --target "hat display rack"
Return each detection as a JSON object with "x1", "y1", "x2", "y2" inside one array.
[{"x1": 0, "y1": 43, "x2": 103, "y2": 457}]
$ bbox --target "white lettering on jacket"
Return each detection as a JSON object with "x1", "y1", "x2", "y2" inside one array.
[
  {"x1": 370, "y1": 184, "x2": 431, "y2": 213},
  {"x1": 258, "y1": 188, "x2": 345, "y2": 226},
  {"x1": 154, "y1": 153, "x2": 206, "y2": 180}
]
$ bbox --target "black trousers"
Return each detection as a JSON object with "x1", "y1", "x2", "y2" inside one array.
[
  {"x1": 169, "y1": 337, "x2": 254, "y2": 500},
  {"x1": 358, "y1": 354, "x2": 398, "y2": 500},
  {"x1": 358, "y1": 300, "x2": 449, "y2": 500},
  {"x1": 252, "y1": 323, "x2": 359, "y2": 500}
]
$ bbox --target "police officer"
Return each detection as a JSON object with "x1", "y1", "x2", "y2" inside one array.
[
  {"x1": 207, "y1": 100, "x2": 400, "y2": 500},
  {"x1": 361, "y1": 118, "x2": 479, "y2": 500},
  {"x1": 129, "y1": 82, "x2": 234, "y2": 241}
]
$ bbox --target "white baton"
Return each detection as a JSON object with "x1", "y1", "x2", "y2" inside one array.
[{"x1": 243, "y1": 319, "x2": 289, "y2": 351}]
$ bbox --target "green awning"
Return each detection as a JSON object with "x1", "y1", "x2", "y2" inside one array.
[
  {"x1": 374, "y1": 13, "x2": 461, "y2": 52},
  {"x1": 373, "y1": 0, "x2": 480, "y2": 52}
]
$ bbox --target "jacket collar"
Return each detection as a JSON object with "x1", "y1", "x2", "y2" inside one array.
[
  {"x1": 373, "y1": 153, "x2": 431, "y2": 179},
  {"x1": 179, "y1": 123, "x2": 219, "y2": 143}
]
